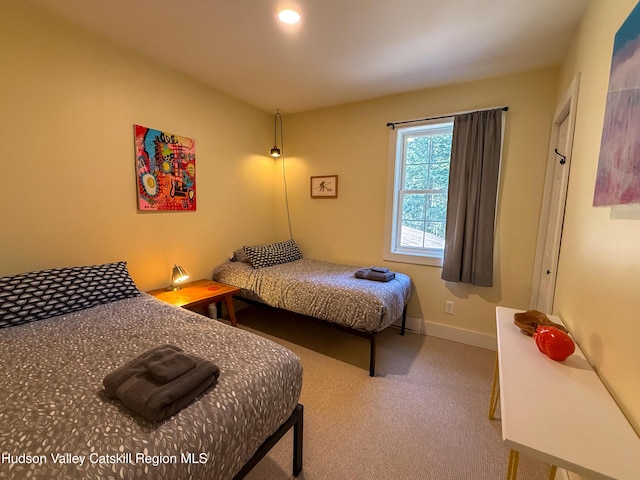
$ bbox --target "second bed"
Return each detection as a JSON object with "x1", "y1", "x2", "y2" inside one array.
[{"x1": 213, "y1": 257, "x2": 412, "y2": 376}]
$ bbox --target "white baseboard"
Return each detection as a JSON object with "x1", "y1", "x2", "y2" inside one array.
[
  {"x1": 399, "y1": 317, "x2": 497, "y2": 351},
  {"x1": 392, "y1": 315, "x2": 497, "y2": 351}
]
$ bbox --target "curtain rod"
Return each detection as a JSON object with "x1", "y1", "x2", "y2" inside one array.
[{"x1": 386, "y1": 106, "x2": 508, "y2": 129}]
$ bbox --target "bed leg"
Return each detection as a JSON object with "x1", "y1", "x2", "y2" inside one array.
[
  {"x1": 369, "y1": 334, "x2": 376, "y2": 377},
  {"x1": 231, "y1": 404, "x2": 304, "y2": 480},
  {"x1": 293, "y1": 404, "x2": 304, "y2": 476},
  {"x1": 400, "y1": 306, "x2": 407, "y2": 336}
]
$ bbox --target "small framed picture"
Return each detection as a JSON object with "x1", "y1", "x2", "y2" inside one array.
[{"x1": 310, "y1": 175, "x2": 338, "y2": 199}]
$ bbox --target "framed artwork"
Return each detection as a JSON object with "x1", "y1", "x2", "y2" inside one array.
[
  {"x1": 134, "y1": 125, "x2": 196, "y2": 211},
  {"x1": 310, "y1": 175, "x2": 338, "y2": 199},
  {"x1": 593, "y1": 1, "x2": 640, "y2": 206}
]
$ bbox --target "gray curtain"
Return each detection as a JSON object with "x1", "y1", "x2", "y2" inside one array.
[{"x1": 441, "y1": 109, "x2": 502, "y2": 287}]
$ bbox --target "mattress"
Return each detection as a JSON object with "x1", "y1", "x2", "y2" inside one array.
[
  {"x1": 0, "y1": 293, "x2": 302, "y2": 480},
  {"x1": 213, "y1": 258, "x2": 412, "y2": 333}
]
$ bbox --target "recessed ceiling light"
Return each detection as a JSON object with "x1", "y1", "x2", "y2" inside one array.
[{"x1": 278, "y1": 9, "x2": 301, "y2": 24}]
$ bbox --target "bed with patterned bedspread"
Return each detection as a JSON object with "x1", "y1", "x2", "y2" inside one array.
[
  {"x1": 0, "y1": 262, "x2": 303, "y2": 480},
  {"x1": 213, "y1": 243, "x2": 412, "y2": 376}
]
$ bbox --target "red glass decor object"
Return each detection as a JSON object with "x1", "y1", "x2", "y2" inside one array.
[{"x1": 533, "y1": 325, "x2": 575, "y2": 361}]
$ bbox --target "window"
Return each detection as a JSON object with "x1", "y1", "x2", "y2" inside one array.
[{"x1": 384, "y1": 118, "x2": 454, "y2": 266}]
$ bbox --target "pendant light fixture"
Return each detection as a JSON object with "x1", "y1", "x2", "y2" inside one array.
[
  {"x1": 270, "y1": 110, "x2": 282, "y2": 157},
  {"x1": 269, "y1": 109, "x2": 293, "y2": 239}
]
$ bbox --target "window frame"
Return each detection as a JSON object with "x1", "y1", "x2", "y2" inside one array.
[{"x1": 383, "y1": 117, "x2": 454, "y2": 267}]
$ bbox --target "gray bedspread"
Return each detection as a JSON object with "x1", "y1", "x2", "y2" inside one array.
[
  {"x1": 213, "y1": 258, "x2": 412, "y2": 333},
  {"x1": 0, "y1": 294, "x2": 302, "y2": 480}
]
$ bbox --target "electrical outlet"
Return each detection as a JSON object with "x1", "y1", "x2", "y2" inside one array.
[{"x1": 445, "y1": 301, "x2": 455, "y2": 315}]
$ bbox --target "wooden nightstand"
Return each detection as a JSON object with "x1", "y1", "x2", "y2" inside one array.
[{"x1": 147, "y1": 279, "x2": 241, "y2": 327}]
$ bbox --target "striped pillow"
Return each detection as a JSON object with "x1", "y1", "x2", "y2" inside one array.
[
  {"x1": 243, "y1": 239, "x2": 303, "y2": 269},
  {"x1": 0, "y1": 262, "x2": 140, "y2": 328}
]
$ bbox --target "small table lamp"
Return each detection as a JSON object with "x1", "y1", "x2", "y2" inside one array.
[{"x1": 167, "y1": 264, "x2": 189, "y2": 291}]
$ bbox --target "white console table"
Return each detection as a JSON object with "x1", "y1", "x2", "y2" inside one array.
[{"x1": 490, "y1": 307, "x2": 640, "y2": 479}]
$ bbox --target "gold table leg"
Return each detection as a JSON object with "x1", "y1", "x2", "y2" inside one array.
[
  {"x1": 488, "y1": 353, "x2": 500, "y2": 419},
  {"x1": 548, "y1": 465, "x2": 557, "y2": 480},
  {"x1": 507, "y1": 449, "x2": 520, "y2": 480}
]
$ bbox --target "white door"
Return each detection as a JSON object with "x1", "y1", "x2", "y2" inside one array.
[
  {"x1": 530, "y1": 75, "x2": 580, "y2": 314},
  {"x1": 535, "y1": 117, "x2": 569, "y2": 312}
]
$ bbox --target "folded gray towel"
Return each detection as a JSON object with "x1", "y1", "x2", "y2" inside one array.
[
  {"x1": 355, "y1": 268, "x2": 396, "y2": 282},
  {"x1": 103, "y1": 344, "x2": 220, "y2": 422},
  {"x1": 369, "y1": 266, "x2": 389, "y2": 273},
  {"x1": 103, "y1": 344, "x2": 182, "y2": 394},
  {"x1": 146, "y1": 350, "x2": 197, "y2": 383}
]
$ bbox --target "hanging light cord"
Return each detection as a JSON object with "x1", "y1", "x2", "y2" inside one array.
[{"x1": 276, "y1": 112, "x2": 294, "y2": 239}]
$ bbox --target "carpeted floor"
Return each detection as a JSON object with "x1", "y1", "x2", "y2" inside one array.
[{"x1": 233, "y1": 305, "x2": 552, "y2": 480}]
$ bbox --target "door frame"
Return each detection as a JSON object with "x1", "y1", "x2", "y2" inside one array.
[{"x1": 529, "y1": 73, "x2": 580, "y2": 313}]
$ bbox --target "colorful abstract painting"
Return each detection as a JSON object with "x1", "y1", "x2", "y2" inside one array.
[
  {"x1": 134, "y1": 125, "x2": 196, "y2": 211},
  {"x1": 594, "y1": 1, "x2": 640, "y2": 206}
]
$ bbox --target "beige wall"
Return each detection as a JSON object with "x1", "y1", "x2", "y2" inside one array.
[
  {"x1": 556, "y1": 0, "x2": 640, "y2": 432},
  {"x1": 0, "y1": 2, "x2": 277, "y2": 291},
  {"x1": 6, "y1": 0, "x2": 638, "y2": 444},
  {"x1": 277, "y1": 68, "x2": 559, "y2": 337},
  {"x1": 9, "y1": 0, "x2": 638, "y2": 437}
]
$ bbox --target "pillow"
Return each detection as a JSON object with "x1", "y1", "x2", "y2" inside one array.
[
  {"x1": 0, "y1": 261, "x2": 140, "y2": 328},
  {"x1": 243, "y1": 239, "x2": 303, "y2": 269},
  {"x1": 231, "y1": 248, "x2": 252, "y2": 263}
]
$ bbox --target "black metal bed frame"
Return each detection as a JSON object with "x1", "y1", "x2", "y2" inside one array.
[
  {"x1": 233, "y1": 403, "x2": 304, "y2": 479},
  {"x1": 351, "y1": 305, "x2": 407, "y2": 376},
  {"x1": 222, "y1": 299, "x2": 408, "y2": 377}
]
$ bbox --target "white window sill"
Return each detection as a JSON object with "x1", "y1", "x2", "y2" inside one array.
[{"x1": 383, "y1": 251, "x2": 443, "y2": 267}]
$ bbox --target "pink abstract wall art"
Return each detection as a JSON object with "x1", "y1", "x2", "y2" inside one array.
[
  {"x1": 594, "y1": 1, "x2": 640, "y2": 206},
  {"x1": 134, "y1": 125, "x2": 196, "y2": 211}
]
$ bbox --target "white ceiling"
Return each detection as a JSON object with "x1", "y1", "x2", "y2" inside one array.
[{"x1": 27, "y1": 0, "x2": 588, "y2": 114}]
